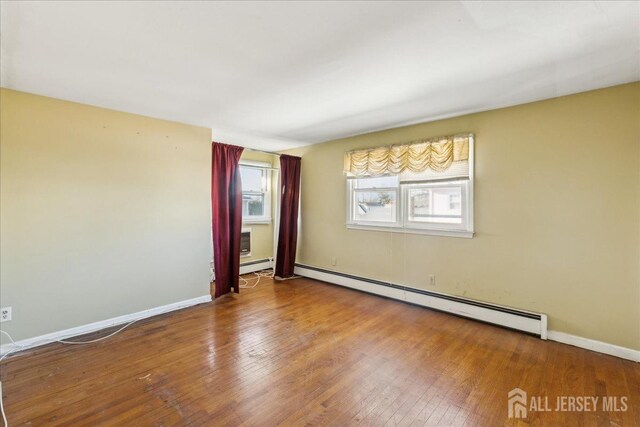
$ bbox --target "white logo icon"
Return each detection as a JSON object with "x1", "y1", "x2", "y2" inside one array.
[{"x1": 508, "y1": 388, "x2": 527, "y2": 419}]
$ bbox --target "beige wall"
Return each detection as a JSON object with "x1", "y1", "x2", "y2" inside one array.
[
  {"x1": 0, "y1": 89, "x2": 212, "y2": 343},
  {"x1": 239, "y1": 150, "x2": 279, "y2": 263},
  {"x1": 285, "y1": 82, "x2": 640, "y2": 350}
]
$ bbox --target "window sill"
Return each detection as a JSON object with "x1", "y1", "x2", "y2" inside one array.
[
  {"x1": 242, "y1": 219, "x2": 272, "y2": 225},
  {"x1": 346, "y1": 224, "x2": 474, "y2": 239}
]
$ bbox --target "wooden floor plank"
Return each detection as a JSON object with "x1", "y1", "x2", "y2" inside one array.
[{"x1": 1, "y1": 276, "x2": 638, "y2": 426}]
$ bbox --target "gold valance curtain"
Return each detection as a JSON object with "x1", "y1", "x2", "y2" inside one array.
[{"x1": 344, "y1": 134, "x2": 471, "y2": 177}]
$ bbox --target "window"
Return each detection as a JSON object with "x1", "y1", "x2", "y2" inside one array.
[
  {"x1": 449, "y1": 193, "x2": 461, "y2": 210},
  {"x1": 347, "y1": 178, "x2": 472, "y2": 236},
  {"x1": 352, "y1": 175, "x2": 399, "y2": 224},
  {"x1": 239, "y1": 161, "x2": 271, "y2": 223},
  {"x1": 345, "y1": 135, "x2": 474, "y2": 238},
  {"x1": 404, "y1": 182, "x2": 467, "y2": 228}
]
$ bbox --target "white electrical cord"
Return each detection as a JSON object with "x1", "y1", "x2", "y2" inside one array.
[
  {"x1": 0, "y1": 318, "x2": 141, "y2": 427},
  {"x1": 0, "y1": 379, "x2": 6, "y2": 427},
  {"x1": 239, "y1": 269, "x2": 274, "y2": 288},
  {"x1": 56, "y1": 320, "x2": 140, "y2": 345},
  {"x1": 1, "y1": 330, "x2": 22, "y2": 427},
  {"x1": 0, "y1": 268, "x2": 295, "y2": 425}
]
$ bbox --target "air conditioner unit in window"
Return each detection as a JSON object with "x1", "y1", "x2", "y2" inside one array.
[{"x1": 240, "y1": 228, "x2": 251, "y2": 257}]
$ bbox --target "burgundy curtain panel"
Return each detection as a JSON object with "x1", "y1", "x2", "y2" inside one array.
[
  {"x1": 211, "y1": 142, "x2": 244, "y2": 298},
  {"x1": 275, "y1": 154, "x2": 302, "y2": 279}
]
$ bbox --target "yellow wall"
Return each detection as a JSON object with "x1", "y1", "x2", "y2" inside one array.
[
  {"x1": 238, "y1": 150, "x2": 279, "y2": 263},
  {"x1": 0, "y1": 89, "x2": 212, "y2": 342},
  {"x1": 285, "y1": 82, "x2": 640, "y2": 350}
]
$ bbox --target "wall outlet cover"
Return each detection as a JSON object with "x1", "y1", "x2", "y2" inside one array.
[{"x1": 0, "y1": 307, "x2": 12, "y2": 322}]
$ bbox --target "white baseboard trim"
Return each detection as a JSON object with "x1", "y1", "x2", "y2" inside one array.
[
  {"x1": 0, "y1": 294, "x2": 212, "y2": 357},
  {"x1": 547, "y1": 330, "x2": 640, "y2": 362},
  {"x1": 294, "y1": 263, "x2": 547, "y2": 339},
  {"x1": 294, "y1": 264, "x2": 639, "y2": 363}
]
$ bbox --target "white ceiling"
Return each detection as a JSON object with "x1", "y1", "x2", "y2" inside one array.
[{"x1": 2, "y1": 1, "x2": 639, "y2": 151}]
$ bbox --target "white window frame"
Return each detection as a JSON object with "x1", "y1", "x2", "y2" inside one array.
[
  {"x1": 240, "y1": 160, "x2": 272, "y2": 224},
  {"x1": 349, "y1": 177, "x2": 401, "y2": 229},
  {"x1": 346, "y1": 138, "x2": 474, "y2": 238},
  {"x1": 402, "y1": 180, "x2": 471, "y2": 232}
]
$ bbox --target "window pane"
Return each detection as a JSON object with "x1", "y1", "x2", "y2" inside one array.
[
  {"x1": 354, "y1": 175, "x2": 398, "y2": 189},
  {"x1": 408, "y1": 186, "x2": 462, "y2": 224},
  {"x1": 242, "y1": 194, "x2": 264, "y2": 217},
  {"x1": 353, "y1": 190, "x2": 397, "y2": 223},
  {"x1": 240, "y1": 166, "x2": 264, "y2": 193}
]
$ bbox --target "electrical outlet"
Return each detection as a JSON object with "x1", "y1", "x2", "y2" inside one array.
[
  {"x1": 429, "y1": 275, "x2": 436, "y2": 286},
  {"x1": 1, "y1": 307, "x2": 12, "y2": 322},
  {"x1": 331, "y1": 257, "x2": 337, "y2": 266}
]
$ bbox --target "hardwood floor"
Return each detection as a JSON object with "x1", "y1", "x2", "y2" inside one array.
[{"x1": 1, "y1": 275, "x2": 638, "y2": 426}]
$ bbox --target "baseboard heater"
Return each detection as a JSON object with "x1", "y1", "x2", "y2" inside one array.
[
  {"x1": 211, "y1": 258, "x2": 273, "y2": 281},
  {"x1": 294, "y1": 263, "x2": 547, "y2": 339},
  {"x1": 240, "y1": 258, "x2": 273, "y2": 275}
]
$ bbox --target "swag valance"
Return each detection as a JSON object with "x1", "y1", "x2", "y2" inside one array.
[{"x1": 344, "y1": 133, "x2": 471, "y2": 177}]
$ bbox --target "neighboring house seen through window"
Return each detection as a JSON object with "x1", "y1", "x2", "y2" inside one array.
[{"x1": 240, "y1": 161, "x2": 271, "y2": 223}]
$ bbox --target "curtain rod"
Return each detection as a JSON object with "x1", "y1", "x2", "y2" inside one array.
[
  {"x1": 244, "y1": 147, "x2": 281, "y2": 157},
  {"x1": 239, "y1": 162, "x2": 280, "y2": 172}
]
